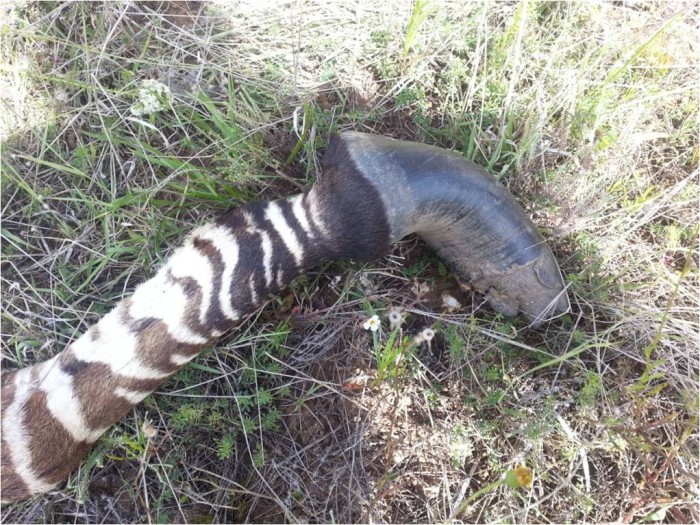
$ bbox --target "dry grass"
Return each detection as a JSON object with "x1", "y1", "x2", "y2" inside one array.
[{"x1": 1, "y1": 0, "x2": 698, "y2": 523}]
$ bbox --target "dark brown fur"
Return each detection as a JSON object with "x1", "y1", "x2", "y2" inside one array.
[
  {"x1": 316, "y1": 135, "x2": 391, "y2": 261},
  {"x1": 0, "y1": 370, "x2": 30, "y2": 502},
  {"x1": 24, "y1": 391, "x2": 92, "y2": 485}
]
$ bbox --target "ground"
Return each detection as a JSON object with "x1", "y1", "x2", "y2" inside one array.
[{"x1": 0, "y1": 1, "x2": 698, "y2": 523}]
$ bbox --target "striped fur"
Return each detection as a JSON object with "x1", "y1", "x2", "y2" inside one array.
[{"x1": 1, "y1": 158, "x2": 391, "y2": 502}]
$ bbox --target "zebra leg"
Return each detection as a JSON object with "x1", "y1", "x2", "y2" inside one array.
[{"x1": 1, "y1": 132, "x2": 567, "y2": 502}]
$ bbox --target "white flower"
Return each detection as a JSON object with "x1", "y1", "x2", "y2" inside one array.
[
  {"x1": 131, "y1": 79, "x2": 173, "y2": 116},
  {"x1": 387, "y1": 308, "x2": 404, "y2": 330},
  {"x1": 363, "y1": 314, "x2": 381, "y2": 332},
  {"x1": 442, "y1": 294, "x2": 462, "y2": 313},
  {"x1": 141, "y1": 419, "x2": 157, "y2": 439},
  {"x1": 414, "y1": 327, "x2": 435, "y2": 345}
]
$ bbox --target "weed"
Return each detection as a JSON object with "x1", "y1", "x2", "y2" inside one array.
[
  {"x1": 403, "y1": 0, "x2": 433, "y2": 56},
  {"x1": 449, "y1": 422, "x2": 473, "y2": 469},
  {"x1": 216, "y1": 434, "x2": 236, "y2": 461}
]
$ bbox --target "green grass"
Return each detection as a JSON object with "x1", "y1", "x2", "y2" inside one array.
[{"x1": 1, "y1": 1, "x2": 698, "y2": 523}]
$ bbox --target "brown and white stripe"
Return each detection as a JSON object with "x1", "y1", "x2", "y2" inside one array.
[{"x1": 1, "y1": 168, "x2": 391, "y2": 503}]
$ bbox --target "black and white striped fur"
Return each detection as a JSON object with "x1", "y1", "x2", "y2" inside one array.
[{"x1": 1, "y1": 139, "x2": 389, "y2": 502}]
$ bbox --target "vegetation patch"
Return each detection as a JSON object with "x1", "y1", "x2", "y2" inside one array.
[{"x1": 1, "y1": 1, "x2": 697, "y2": 523}]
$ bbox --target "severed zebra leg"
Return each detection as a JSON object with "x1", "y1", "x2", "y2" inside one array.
[{"x1": 0, "y1": 132, "x2": 568, "y2": 503}]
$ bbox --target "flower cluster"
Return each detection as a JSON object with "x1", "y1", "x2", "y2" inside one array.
[
  {"x1": 505, "y1": 466, "x2": 533, "y2": 489},
  {"x1": 363, "y1": 310, "x2": 436, "y2": 348},
  {"x1": 131, "y1": 79, "x2": 173, "y2": 116}
]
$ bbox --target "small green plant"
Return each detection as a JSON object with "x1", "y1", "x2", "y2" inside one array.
[
  {"x1": 171, "y1": 404, "x2": 204, "y2": 430},
  {"x1": 242, "y1": 416, "x2": 258, "y2": 435},
  {"x1": 483, "y1": 389, "x2": 506, "y2": 407},
  {"x1": 217, "y1": 434, "x2": 236, "y2": 460},
  {"x1": 374, "y1": 328, "x2": 404, "y2": 382},
  {"x1": 252, "y1": 444, "x2": 265, "y2": 469},
  {"x1": 485, "y1": 366, "x2": 502, "y2": 382},
  {"x1": 449, "y1": 423, "x2": 473, "y2": 469},
  {"x1": 262, "y1": 407, "x2": 281, "y2": 431},
  {"x1": 445, "y1": 323, "x2": 467, "y2": 364},
  {"x1": 579, "y1": 371, "x2": 603, "y2": 408},
  {"x1": 256, "y1": 389, "x2": 274, "y2": 406}
]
